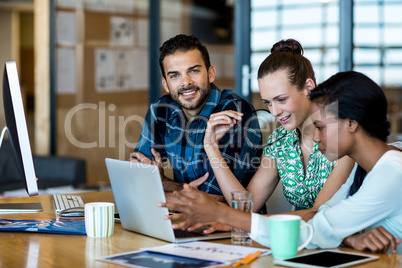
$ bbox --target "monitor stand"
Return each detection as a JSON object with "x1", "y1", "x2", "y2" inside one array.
[
  {"x1": 0, "y1": 126, "x2": 42, "y2": 213},
  {"x1": 0, "y1": 126, "x2": 7, "y2": 147}
]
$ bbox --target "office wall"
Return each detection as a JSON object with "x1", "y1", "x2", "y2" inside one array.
[
  {"x1": 55, "y1": 4, "x2": 152, "y2": 184},
  {"x1": 53, "y1": 1, "x2": 238, "y2": 185},
  {"x1": 0, "y1": 11, "x2": 13, "y2": 131},
  {"x1": 0, "y1": 7, "x2": 37, "y2": 156}
]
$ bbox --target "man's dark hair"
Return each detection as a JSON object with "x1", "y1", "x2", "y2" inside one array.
[{"x1": 159, "y1": 34, "x2": 211, "y2": 79}]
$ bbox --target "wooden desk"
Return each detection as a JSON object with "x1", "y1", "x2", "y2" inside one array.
[{"x1": 0, "y1": 191, "x2": 400, "y2": 268}]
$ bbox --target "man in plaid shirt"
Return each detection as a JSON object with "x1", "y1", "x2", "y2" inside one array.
[{"x1": 131, "y1": 34, "x2": 262, "y2": 201}]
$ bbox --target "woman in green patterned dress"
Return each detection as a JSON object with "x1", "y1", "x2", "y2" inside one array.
[{"x1": 202, "y1": 39, "x2": 355, "y2": 217}]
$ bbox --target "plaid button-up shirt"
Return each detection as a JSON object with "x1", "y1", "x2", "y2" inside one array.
[{"x1": 134, "y1": 84, "x2": 262, "y2": 195}]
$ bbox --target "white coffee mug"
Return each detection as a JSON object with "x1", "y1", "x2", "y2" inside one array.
[{"x1": 85, "y1": 202, "x2": 115, "y2": 238}]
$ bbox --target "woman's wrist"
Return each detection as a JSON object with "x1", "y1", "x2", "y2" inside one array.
[
  {"x1": 204, "y1": 144, "x2": 222, "y2": 157},
  {"x1": 215, "y1": 203, "x2": 252, "y2": 232},
  {"x1": 215, "y1": 202, "x2": 232, "y2": 225},
  {"x1": 342, "y1": 234, "x2": 356, "y2": 248}
]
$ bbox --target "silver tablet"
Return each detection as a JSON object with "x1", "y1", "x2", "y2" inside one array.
[{"x1": 273, "y1": 250, "x2": 379, "y2": 268}]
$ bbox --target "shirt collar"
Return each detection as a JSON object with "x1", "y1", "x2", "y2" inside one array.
[
  {"x1": 288, "y1": 129, "x2": 319, "y2": 153},
  {"x1": 198, "y1": 83, "x2": 221, "y2": 118},
  {"x1": 166, "y1": 98, "x2": 184, "y2": 121},
  {"x1": 287, "y1": 129, "x2": 300, "y2": 146}
]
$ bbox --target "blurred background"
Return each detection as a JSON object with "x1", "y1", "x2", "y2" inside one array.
[{"x1": 0, "y1": 0, "x2": 400, "y2": 188}]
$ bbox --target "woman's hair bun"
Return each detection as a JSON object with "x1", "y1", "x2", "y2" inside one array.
[{"x1": 271, "y1": 39, "x2": 303, "y2": 55}]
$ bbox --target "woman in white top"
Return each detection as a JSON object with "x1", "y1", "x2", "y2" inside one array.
[{"x1": 159, "y1": 71, "x2": 402, "y2": 253}]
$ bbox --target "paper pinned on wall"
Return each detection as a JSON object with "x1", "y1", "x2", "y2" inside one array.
[
  {"x1": 112, "y1": 0, "x2": 135, "y2": 14},
  {"x1": 57, "y1": 48, "x2": 76, "y2": 94},
  {"x1": 95, "y1": 49, "x2": 115, "y2": 92},
  {"x1": 137, "y1": 19, "x2": 148, "y2": 47},
  {"x1": 161, "y1": 0, "x2": 183, "y2": 19},
  {"x1": 161, "y1": 21, "x2": 182, "y2": 47},
  {"x1": 132, "y1": 49, "x2": 149, "y2": 90},
  {"x1": 134, "y1": 0, "x2": 149, "y2": 15},
  {"x1": 115, "y1": 50, "x2": 135, "y2": 90},
  {"x1": 85, "y1": 0, "x2": 135, "y2": 13},
  {"x1": 85, "y1": 0, "x2": 112, "y2": 13},
  {"x1": 110, "y1": 17, "x2": 135, "y2": 47},
  {"x1": 56, "y1": 0, "x2": 83, "y2": 9},
  {"x1": 95, "y1": 49, "x2": 147, "y2": 92},
  {"x1": 56, "y1": 11, "x2": 77, "y2": 46}
]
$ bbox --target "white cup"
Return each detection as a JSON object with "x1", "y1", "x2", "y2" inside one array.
[{"x1": 85, "y1": 202, "x2": 115, "y2": 238}]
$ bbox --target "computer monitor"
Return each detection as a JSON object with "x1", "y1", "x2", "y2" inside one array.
[{"x1": 1, "y1": 61, "x2": 39, "y2": 197}]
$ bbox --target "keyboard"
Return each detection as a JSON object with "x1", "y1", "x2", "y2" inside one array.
[
  {"x1": 53, "y1": 194, "x2": 85, "y2": 214},
  {"x1": 174, "y1": 229, "x2": 207, "y2": 238}
]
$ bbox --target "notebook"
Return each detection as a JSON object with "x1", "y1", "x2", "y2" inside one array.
[{"x1": 105, "y1": 158, "x2": 231, "y2": 243}]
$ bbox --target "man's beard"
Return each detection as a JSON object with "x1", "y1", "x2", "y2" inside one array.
[{"x1": 171, "y1": 84, "x2": 210, "y2": 111}]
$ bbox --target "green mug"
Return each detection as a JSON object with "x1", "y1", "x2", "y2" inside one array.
[{"x1": 269, "y1": 214, "x2": 313, "y2": 259}]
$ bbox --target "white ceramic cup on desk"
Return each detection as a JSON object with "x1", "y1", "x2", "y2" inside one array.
[{"x1": 84, "y1": 202, "x2": 115, "y2": 238}]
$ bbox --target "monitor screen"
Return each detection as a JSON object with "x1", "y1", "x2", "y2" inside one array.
[{"x1": 2, "y1": 61, "x2": 38, "y2": 196}]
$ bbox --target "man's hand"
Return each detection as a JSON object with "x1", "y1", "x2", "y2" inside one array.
[
  {"x1": 130, "y1": 148, "x2": 165, "y2": 179},
  {"x1": 343, "y1": 226, "x2": 401, "y2": 253}
]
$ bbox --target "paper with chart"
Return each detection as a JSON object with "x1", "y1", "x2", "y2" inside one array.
[
  {"x1": 141, "y1": 241, "x2": 270, "y2": 262},
  {"x1": 97, "y1": 241, "x2": 270, "y2": 268}
]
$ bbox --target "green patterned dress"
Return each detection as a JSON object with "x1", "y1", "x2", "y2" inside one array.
[{"x1": 263, "y1": 126, "x2": 335, "y2": 209}]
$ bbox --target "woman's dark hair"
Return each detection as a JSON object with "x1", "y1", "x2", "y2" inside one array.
[
  {"x1": 257, "y1": 39, "x2": 316, "y2": 89},
  {"x1": 159, "y1": 34, "x2": 211, "y2": 79},
  {"x1": 309, "y1": 71, "x2": 390, "y2": 195}
]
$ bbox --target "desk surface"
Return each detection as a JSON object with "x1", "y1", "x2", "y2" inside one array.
[{"x1": 0, "y1": 191, "x2": 400, "y2": 268}]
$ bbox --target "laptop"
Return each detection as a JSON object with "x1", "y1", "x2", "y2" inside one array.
[{"x1": 105, "y1": 158, "x2": 231, "y2": 243}]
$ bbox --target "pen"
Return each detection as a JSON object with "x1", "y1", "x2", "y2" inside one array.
[{"x1": 233, "y1": 250, "x2": 263, "y2": 267}]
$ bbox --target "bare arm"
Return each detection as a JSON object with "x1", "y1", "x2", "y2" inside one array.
[
  {"x1": 159, "y1": 184, "x2": 253, "y2": 232},
  {"x1": 245, "y1": 155, "x2": 280, "y2": 212},
  {"x1": 204, "y1": 111, "x2": 280, "y2": 211},
  {"x1": 269, "y1": 156, "x2": 355, "y2": 222},
  {"x1": 160, "y1": 156, "x2": 355, "y2": 233},
  {"x1": 310, "y1": 156, "x2": 355, "y2": 210}
]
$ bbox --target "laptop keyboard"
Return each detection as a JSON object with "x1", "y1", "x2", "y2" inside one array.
[{"x1": 174, "y1": 229, "x2": 207, "y2": 238}]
